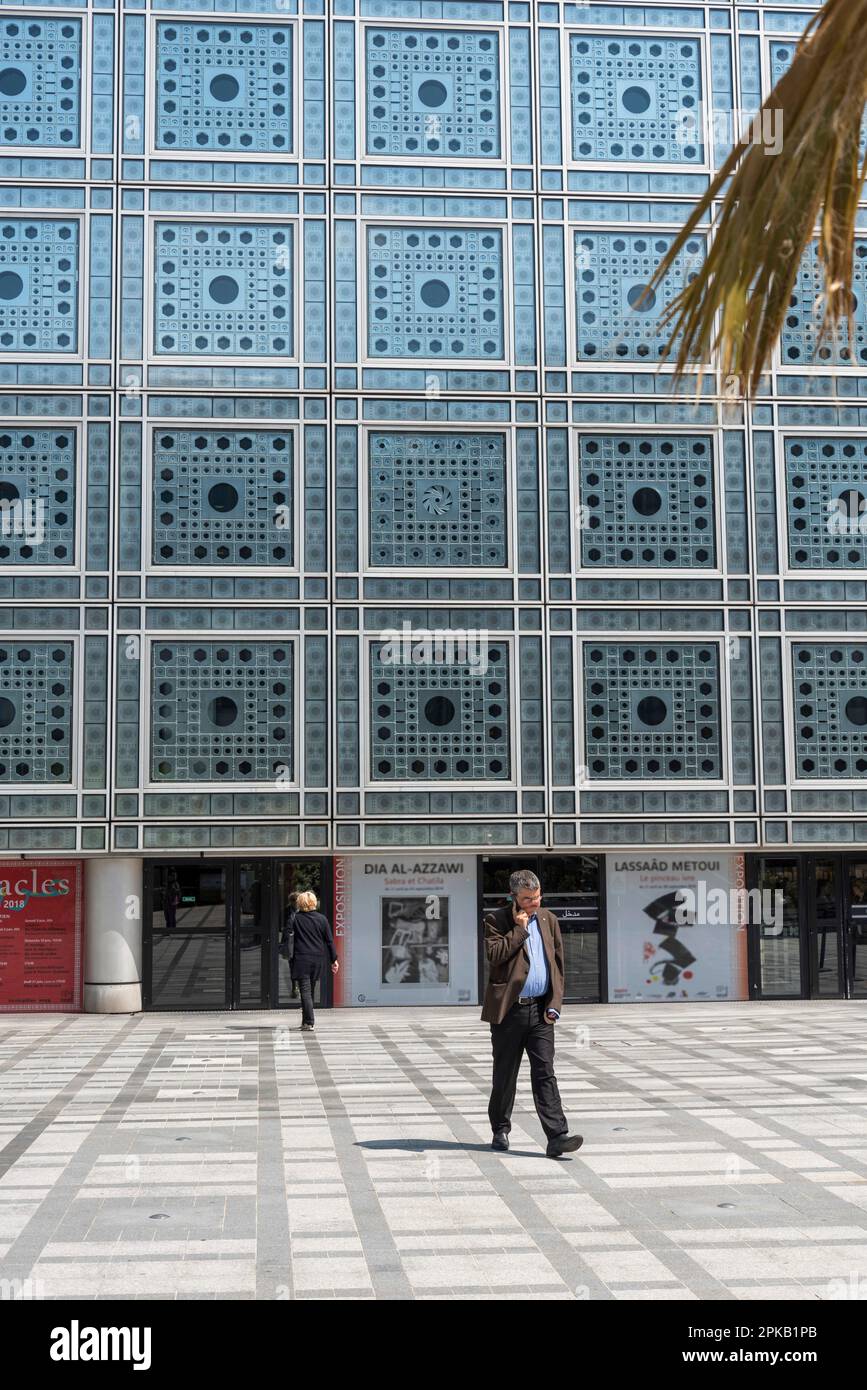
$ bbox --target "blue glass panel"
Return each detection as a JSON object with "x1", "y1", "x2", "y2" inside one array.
[
  {"x1": 0, "y1": 16, "x2": 81, "y2": 147},
  {"x1": 793, "y1": 644, "x2": 867, "y2": 778},
  {"x1": 153, "y1": 221, "x2": 293, "y2": 356},
  {"x1": 367, "y1": 223, "x2": 504, "y2": 359},
  {"x1": 150, "y1": 640, "x2": 293, "y2": 783},
  {"x1": 155, "y1": 21, "x2": 292, "y2": 154},
  {"x1": 0, "y1": 641, "x2": 73, "y2": 782},
  {"x1": 368, "y1": 430, "x2": 507, "y2": 566},
  {"x1": 0, "y1": 218, "x2": 79, "y2": 353},
  {"x1": 786, "y1": 437, "x2": 867, "y2": 569},
  {"x1": 366, "y1": 25, "x2": 501, "y2": 158},
  {"x1": 573, "y1": 229, "x2": 704, "y2": 361},
  {"x1": 781, "y1": 240, "x2": 867, "y2": 369},
  {"x1": 584, "y1": 642, "x2": 722, "y2": 778},
  {"x1": 569, "y1": 32, "x2": 702, "y2": 163},
  {"x1": 0, "y1": 425, "x2": 75, "y2": 565},
  {"x1": 152, "y1": 428, "x2": 293, "y2": 566},
  {"x1": 370, "y1": 639, "x2": 510, "y2": 780},
  {"x1": 580, "y1": 432, "x2": 716, "y2": 567}
]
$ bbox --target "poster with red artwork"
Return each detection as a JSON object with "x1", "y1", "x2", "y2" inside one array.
[{"x1": 0, "y1": 861, "x2": 83, "y2": 1012}]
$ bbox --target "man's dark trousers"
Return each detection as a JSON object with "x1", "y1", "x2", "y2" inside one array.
[{"x1": 488, "y1": 997, "x2": 568, "y2": 1141}]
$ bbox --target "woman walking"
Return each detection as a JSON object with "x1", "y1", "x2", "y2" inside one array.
[{"x1": 288, "y1": 890, "x2": 338, "y2": 1031}]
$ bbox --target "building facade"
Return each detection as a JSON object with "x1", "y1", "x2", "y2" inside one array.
[{"x1": 0, "y1": 0, "x2": 864, "y2": 1012}]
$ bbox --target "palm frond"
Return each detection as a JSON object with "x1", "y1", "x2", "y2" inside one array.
[{"x1": 645, "y1": 0, "x2": 867, "y2": 396}]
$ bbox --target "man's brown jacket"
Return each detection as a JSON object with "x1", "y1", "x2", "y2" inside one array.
[{"x1": 480, "y1": 903, "x2": 565, "y2": 1025}]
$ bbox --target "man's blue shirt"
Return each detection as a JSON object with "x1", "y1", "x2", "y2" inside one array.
[{"x1": 520, "y1": 912, "x2": 559, "y2": 1018}]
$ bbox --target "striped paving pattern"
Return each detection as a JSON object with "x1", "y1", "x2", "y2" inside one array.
[{"x1": 2, "y1": 1002, "x2": 867, "y2": 1300}]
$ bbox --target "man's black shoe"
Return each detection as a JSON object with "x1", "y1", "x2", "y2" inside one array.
[
  {"x1": 491, "y1": 1129, "x2": 509, "y2": 1151},
  {"x1": 546, "y1": 1133, "x2": 584, "y2": 1158}
]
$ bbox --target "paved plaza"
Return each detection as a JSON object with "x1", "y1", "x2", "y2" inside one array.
[{"x1": 2, "y1": 1002, "x2": 867, "y2": 1300}]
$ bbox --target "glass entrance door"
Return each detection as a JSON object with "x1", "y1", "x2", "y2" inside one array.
[
  {"x1": 145, "y1": 858, "x2": 332, "y2": 1010},
  {"x1": 809, "y1": 857, "x2": 844, "y2": 997},
  {"x1": 749, "y1": 857, "x2": 803, "y2": 998},
  {"x1": 235, "y1": 861, "x2": 271, "y2": 1008},
  {"x1": 845, "y1": 859, "x2": 867, "y2": 998},
  {"x1": 805, "y1": 855, "x2": 867, "y2": 999},
  {"x1": 274, "y1": 860, "x2": 328, "y2": 1008},
  {"x1": 751, "y1": 854, "x2": 867, "y2": 1000},
  {"x1": 480, "y1": 855, "x2": 603, "y2": 1003},
  {"x1": 148, "y1": 862, "x2": 230, "y2": 1009}
]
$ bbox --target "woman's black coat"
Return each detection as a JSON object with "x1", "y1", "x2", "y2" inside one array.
[{"x1": 283, "y1": 909, "x2": 337, "y2": 980}]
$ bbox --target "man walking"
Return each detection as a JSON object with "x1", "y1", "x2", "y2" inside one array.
[{"x1": 482, "y1": 869, "x2": 584, "y2": 1158}]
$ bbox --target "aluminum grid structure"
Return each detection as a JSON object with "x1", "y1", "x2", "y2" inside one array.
[{"x1": 0, "y1": 0, "x2": 861, "y2": 857}]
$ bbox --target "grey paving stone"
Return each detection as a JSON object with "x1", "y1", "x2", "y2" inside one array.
[{"x1": 1, "y1": 1003, "x2": 867, "y2": 1300}]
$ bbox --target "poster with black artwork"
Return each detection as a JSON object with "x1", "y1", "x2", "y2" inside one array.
[{"x1": 381, "y1": 895, "x2": 450, "y2": 985}]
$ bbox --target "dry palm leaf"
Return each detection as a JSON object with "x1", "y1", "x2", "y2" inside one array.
[{"x1": 645, "y1": 0, "x2": 867, "y2": 396}]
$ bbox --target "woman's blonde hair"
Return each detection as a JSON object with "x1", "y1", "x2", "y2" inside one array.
[{"x1": 295, "y1": 889, "x2": 318, "y2": 912}]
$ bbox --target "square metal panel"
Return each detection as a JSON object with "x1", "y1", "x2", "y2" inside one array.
[
  {"x1": 583, "y1": 642, "x2": 722, "y2": 779},
  {"x1": 365, "y1": 25, "x2": 501, "y2": 159}
]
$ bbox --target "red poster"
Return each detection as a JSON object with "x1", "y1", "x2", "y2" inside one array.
[
  {"x1": 0, "y1": 861, "x2": 83, "y2": 1012},
  {"x1": 332, "y1": 856, "x2": 349, "y2": 1007}
]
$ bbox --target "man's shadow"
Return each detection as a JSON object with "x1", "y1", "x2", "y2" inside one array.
[{"x1": 357, "y1": 1138, "x2": 559, "y2": 1158}]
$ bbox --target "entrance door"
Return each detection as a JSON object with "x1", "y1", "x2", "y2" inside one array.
[
  {"x1": 749, "y1": 857, "x2": 804, "y2": 998},
  {"x1": 274, "y1": 860, "x2": 329, "y2": 1009},
  {"x1": 147, "y1": 862, "x2": 231, "y2": 1010},
  {"x1": 235, "y1": 861, "x2": 271, "y2": 1008},
  {"x1": 845, "y1": 859, "x2": 867, "y2": 997},
  {"x1": 804, "y1": 854, "x2": 867, "y2": 999},
  {"x1": 145, "y1": 858, "x2": 331, "y2": 1010},
  {"x1": 480, "y1": 855, "x2": 603, "y2": 1003},
  {"x1": 749, "y1": 854, "x2": 867, "y2": 1000},
  {"x1": 808, "y1": 857, "x2": 844, "y2": 997}
]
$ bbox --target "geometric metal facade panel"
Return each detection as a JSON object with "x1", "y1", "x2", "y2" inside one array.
[
  {"x1": 366, "y1": 224, "x2": 505, "y2": 359},
  {"x1": 150, "y1": 641, "x2": 293, "y2": 783},
  {"x1": 583, "y1": 643, "x2": 722, "y2": 778},
  {"x1": 370, "y1": 640, "x2": 510, "y2": 780},
  {"x1": 155, "y1": 21, "x2": 293, "y2": 153},
  {"x1": 0, "y1": 4, "x2": 846, "y2": 855},
  {"x1": 0, "y1": 427, "x2": 75, "y2": 565},
  {"x1": 768, "y1": 42, "x2": 794, "y2": 91},
  {"x1": 0, "y1": 17, "x2": 81, "y2": 147},
  {"x1": 785, "y1": 437, "x2": 867, "y2": 569},
  {"x1": 569, "y1": 33, "x2": 702, "y2": 163},
  {"x1": 579, "y1": 433, "x2": 715, "y2": 567},
  {"x1": 368, "y1": 431, "x2": 507, "y2": 567},
  {"x1": 152, "y1": 429, "x2": 293, "y2": 566},
  {"x1": 770, "y1": 41, "x2": 867, "y2": 158},
  {"x1": 365, "y1": 26, "x2": 501, "y2": 158},
  {"x1": 0, "y1": 641, "x2": 73, "y2": 782},
  {"x1": 153, "y1": 221, "x2": 293, "y2": 356},
  {"x1": 573, "y1": 230, "x2": 703, "y2": 360},
  {"x1": 0, "y1": 219, "x2": 79, "y2": 353},
  {"x1": 781, "y1": 240, "x2": 867, "y2": 367},
  {"x1": 792, "y1": 644, "x2": 867, "y2": 779}
]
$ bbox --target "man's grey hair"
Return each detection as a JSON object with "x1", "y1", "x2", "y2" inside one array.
[{"x1": 509, "y1": 869, "x2": 541, "y2": 895}]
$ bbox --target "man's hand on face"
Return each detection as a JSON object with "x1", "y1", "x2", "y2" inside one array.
[{"x1": 512, "y1": 888, "x2": 541, "y2": 933}]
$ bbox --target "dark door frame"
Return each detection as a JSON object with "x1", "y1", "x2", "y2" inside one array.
[
  {"x1": 477, "y1": 853, "x2": 607, "y2": 1005},
  {"x1": 143, "y1": 857, "x2": 232, "y2": 1011},
  {"x1": 143, "y1": 856, "x2": 334, "y2": 1011},
  {"x1": 232, "y1": 859, "x2": 274, "y2": 1010},
  {"x1": 805, "y1": 854, "x2": 844, "y2": 999},
  {"x1": 747, "y1": 852, "x2": 867, "y2": 1000}
]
